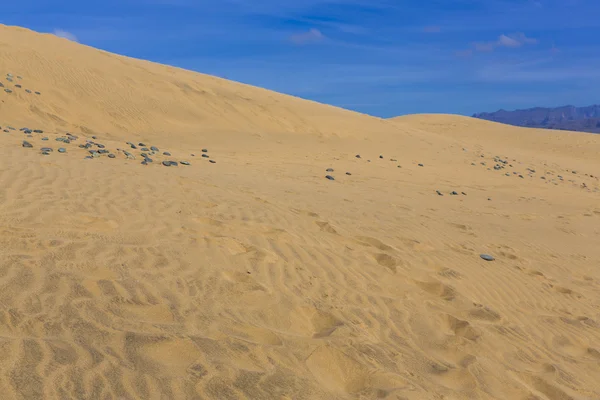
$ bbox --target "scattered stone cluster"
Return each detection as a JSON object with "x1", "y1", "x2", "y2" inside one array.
[{"x1": 2, "y1": 73, "x2": 41, "y2": 95}]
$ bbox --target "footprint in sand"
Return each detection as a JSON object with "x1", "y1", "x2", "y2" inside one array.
[
  {"x1": 315, "y1": 221, "x2": 338, "y2": 234},
  {"x1": 468, "y1": 305, "x2": 502, "y2": 322},
  {"x1": 415, "y1": 280, "x2": 456, "y2": 301},
  {"x1": 550, "y1": 284, "x2": 582, "y2": 298},
  {"x1": 442, "y1": 314, "x2": 480, "y2": 341},
  {"x1": 374, "y1": 253, "x2": 399, "y2": 273},
  {"x1": 355, "y1": 236, "x2": 394, "y2": 251}
]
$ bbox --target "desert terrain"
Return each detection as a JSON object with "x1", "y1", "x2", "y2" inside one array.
[{"x1": 1, "y1": 24, "x2": 599, "y2": 400}]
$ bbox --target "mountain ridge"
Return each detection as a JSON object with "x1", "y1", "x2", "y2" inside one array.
[{"x1": 472, "y1": 104, "x2": 600, "y2": 133}]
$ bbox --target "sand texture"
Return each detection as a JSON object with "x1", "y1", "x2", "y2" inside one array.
[{"x1": 1, "y1": 24, "x2": 600, "y2": 400}]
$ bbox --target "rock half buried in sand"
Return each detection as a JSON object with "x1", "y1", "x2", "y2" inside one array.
[
  {"x1": 22, "y1": 141, "x2": 33, "y2": 148},
  {"x1": 58, "y1": 148, "x2": 66, "y2": 153},
  {"x1": 180, "y1": 161, "x2": 190, "y2": 165},
  {"x1": 325, "y1": 175, "x2": 335, "y2": 181},
  {"x1": 162, "y1": 161, "x2": 178, "y2": 167},
  {"x1": 480, "y1": 254, "x2": 495, "y2": 261},
  {"x1": 108, "y1": 154, "x2": 116, "y2": 158},
  {"x1": 326, "y1": 168, "x2": 334, "y2": 172}
]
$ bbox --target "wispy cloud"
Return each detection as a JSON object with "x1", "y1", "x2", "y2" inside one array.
[
  {"x1": 53, "y1": 29, "x2": 79, "y2": 42},
  {"x1": 290, "y1": 28, "x2": 325, "y2": 45},
  {"x1": 470, "y1": 32, "x2": 537, "y2": 53}
]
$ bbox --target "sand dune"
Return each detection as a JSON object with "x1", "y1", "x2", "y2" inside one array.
[{"x1": 1, "y1": 24, "x2": 600, "y2": 400}]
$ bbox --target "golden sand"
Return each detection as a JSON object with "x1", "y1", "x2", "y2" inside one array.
[{"x1": 0, "y1": 24, "x2": 599, "y2": 399}]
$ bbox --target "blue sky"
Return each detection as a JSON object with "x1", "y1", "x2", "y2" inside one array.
[{"x1": 1, "y1": 0, "x2": 599, "y2": 117}]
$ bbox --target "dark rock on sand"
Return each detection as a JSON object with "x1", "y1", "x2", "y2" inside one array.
[
  {"x1": 480, "y1": 254, "x2": 495, "y2": 261},
  {"x1": 326, "y1": 168, "x2": 334, "y2": 172},
  {"x1": 180, "y1": 161, "x2": 191, "y2": 165},
  {"x1": 58, "y1": 148, "x2": 66, "y2": 153},
  {"x1": 325, "y1": 175, "x2": 335, "y2": 180},
  {"x1": 22, "y1": 141, "x2": 33, "y2": 148},
  {"x1": 108, "y1": 154, "x2": 116, "y2": 158}
]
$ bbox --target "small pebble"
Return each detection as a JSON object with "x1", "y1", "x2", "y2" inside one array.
[
  {"x1": 180, "y1": 161, "x2": 191, "y2": 165},
  {"x1": 163, "y1": 152, "x2": 171, "y2": 156},
  {"x1": 326, "y1": 168, "x2": 334, "y2": 172},
  {"x1": 450, "y1": 191, "x2": 458, "y2": 195},
  {"x1": 355, "y1": 155, "x2": 361, "y2": 158},
  {"x1": 202, "y1": 154, "x2": 209, "y2": 158},
  {"x1": 22, "y1": 141, "x2": 33, "y2": 148},
  {"x1": 418, "y1": 163, "x2": 424, "y2": 167},
  {"x1": 345, "y1": 172, "x2": 351, "y2": 175},
  {"x1": 35, "y1": 92, "x2": 41, "y2": 95},
  {"x1": 436, "y1": 190, "x2": 443, "y2": 196},
  {"x1": 325, "y1": 175, "x2": 335, "y2": 180},
  {"x1": 25, "y1": 89, "x2": 31, "y2": 93},
  {"x1": 379, "y1": 155, "x2": 383, "y2": 159},
  {"x1": 42, "y1": 137, "x2": 48, "y2": 141},
  {"x1": 480, "y1": 254, "x2": 495, "y2": 261},
  {"x1": 202, "y1": 149, "x2": 208, "y2": 153},
  {"x1": 209, "y1": 160, "x2": 216, "y2": 164},
  {"x1": 41, "y1": 147, "x2": 53, "y2": 152},
  {"x1": 58, "y1": 148, "x2": 66, "y2": 153},
  {"x1": 151, "y1": 146, "x2": 159, "y2": 151},
  {"x1": 108, "y1": 154, "x2": 116, "y2": 158}
]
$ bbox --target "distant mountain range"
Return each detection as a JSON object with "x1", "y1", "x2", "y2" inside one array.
[{"x1": 472, "y1": 105, "x2": 600, "y2": 134}]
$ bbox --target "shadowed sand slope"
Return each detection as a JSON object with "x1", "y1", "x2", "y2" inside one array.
[{"x1": 1, "y1": 25, "x2": 600, "y2": 400}]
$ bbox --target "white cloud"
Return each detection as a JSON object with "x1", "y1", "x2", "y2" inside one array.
[
  {"x1": 471, "y1": 32, "x2": 537, "y2": 53},
  {"x1": 53, "y1": 29, "x2": 79, "y2": 42},
  {"x1": 290, "y1": 28, "x2": 324, "y2": 45}
]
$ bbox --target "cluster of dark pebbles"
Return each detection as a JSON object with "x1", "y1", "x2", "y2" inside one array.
[
  {"x1": 2, "y1": 73, "x2": 41, "y2": 95},
  {"x1": 15, "y1": 128, "x2": 217, "y2": 167}
]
